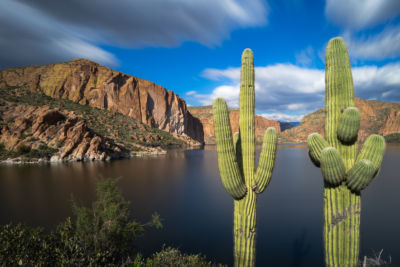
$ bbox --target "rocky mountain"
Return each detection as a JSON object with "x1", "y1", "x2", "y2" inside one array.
[
  {"x1": 0, "y1": 82, "x2": 191, "y2": 162},
  {"x1": 279, "y1": 121, "x2": 299, "y2": 131},
  {"x1": 0, "y1": 58, "x2": 203, "y2": 144},
  {"x1": 281, "y1": 97, "x2": 400, "y2": 143},
  {"x1": 189, "y1": 106, "x2": 281, "y2": 144}
]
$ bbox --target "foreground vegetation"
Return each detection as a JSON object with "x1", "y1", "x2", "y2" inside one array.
[{"x1": 0, "y1": 178, "x2": 223, "y2": 266}]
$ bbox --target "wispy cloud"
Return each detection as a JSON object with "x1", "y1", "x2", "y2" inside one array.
[
  {"x1": 0, "y1": 0, "x2": 268, "y2": 69},
  {"x1": 200, "y1": 62, "x2": 400, "y2": 121},
  {"x1": 185, "y1": 91, "x2": 197, "y2": 96},
  {"x1": 0, "y1": 0, "x2": 118, "y2": 68},
  {"x1": 295, "y1": 46, "x2": 315, "y2": 66},
  {"x1": 325, "y1": 0, "x2": 400, "y2": 30},
  {"x1": 344, "y1": 26, "x2": 400, "y2": 60}
]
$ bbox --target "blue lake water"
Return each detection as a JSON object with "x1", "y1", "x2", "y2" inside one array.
[{"x1": 0, "y1": 144, "x2": 399, "y2": 266}]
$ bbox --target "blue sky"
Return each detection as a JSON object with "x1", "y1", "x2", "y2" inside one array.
[{"x1": 1, "y1": 0, "x2": 400, "y2": 121}]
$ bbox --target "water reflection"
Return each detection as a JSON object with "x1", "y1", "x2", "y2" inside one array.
[{"x1": 0, "y1": 145, "x2": 399, "y2": 266}]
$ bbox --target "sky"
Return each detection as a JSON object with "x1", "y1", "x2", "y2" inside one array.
[{"x1": 1, "y1": 0, "x2": 400, "y2": 122}]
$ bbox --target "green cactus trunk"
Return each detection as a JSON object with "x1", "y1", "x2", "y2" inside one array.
[
  {"x1": 213, "y1": 49, "x2": 277, "y2": 267},
  {"x1": 308, "y1": 37, "x2": 386, "y2": 267},
  {"x1": 324, "y1": 37, "x2": 360, "y2": 267}
]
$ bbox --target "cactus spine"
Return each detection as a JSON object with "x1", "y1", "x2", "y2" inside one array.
[
  {"x1": 213, "y1": 49, "x2": 277, "y2": 267},
  {"x1": 307, "y1": 37, "x2": 386, "y2": 266}
]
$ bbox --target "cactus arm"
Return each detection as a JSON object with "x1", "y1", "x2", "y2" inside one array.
[
  {"x1": 233, "y1": 132, "x2": 244, "y2": 179},
  {"x1": 255, "y1": 127, "x2": 277, "y2": 193},
  {"x1": 213, "y1": 98, "x2": 247, "y2": 200},
  {"x1": 346, "y1": 159, "x2": 375, "y2": 192},
  {"x1": 239, "y1": 48, "x2": 256, "y2": 188},
  {"x1": 320, "y1": 147, "x2": 346, "y2": 185},
  {"x1": 357, "y1": 134, "x2": 386, "y2": 173},
  {"x1": 337, "y1": 107, "x2": 360, "y2": 144},
  {"x1": 307, "y1": 133, "x2": 330, "y2": 167}
]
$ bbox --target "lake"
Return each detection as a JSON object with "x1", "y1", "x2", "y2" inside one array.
[{"x1": 0, "y1": 144, "x2": 399, "y2": 266}]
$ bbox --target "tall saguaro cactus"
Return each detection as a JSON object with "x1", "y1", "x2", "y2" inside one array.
[
  {"x1": 307, "y1": 37, "x2": 386, "y2": 266},
  {"x1": 213, "y1": 49, "x2": 278, "y2": 267}
]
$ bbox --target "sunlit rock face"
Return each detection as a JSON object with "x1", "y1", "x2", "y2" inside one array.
[{"x1": 0, "y1": 58, "x2": 203, "y2": 144}]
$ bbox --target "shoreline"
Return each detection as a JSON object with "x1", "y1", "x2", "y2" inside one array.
[{"x1": 0, "y1": 149, "x2": 168, "y2": 165}]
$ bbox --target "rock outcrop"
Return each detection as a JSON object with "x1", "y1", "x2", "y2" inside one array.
[
  {"x1": 379, "y1": 109, "x2": 400, "y2": 136},
  {"x1": 0, "y1": 58, "x2": 203, "y2": 144},
  {"x1": 0, "y1": 103, "x2": 164, "y2": 162},
  {"x1": 189, "y1": 106, "x2": 281, "y2": 144},
  {"x1": 281, "y1": 97, "x2": 400, "y2": 143}
]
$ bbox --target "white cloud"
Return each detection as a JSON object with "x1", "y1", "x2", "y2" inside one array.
[
  {"x1": 199, "y1": 85, "x2": 240, "y2": 108},
  {"x1": 344, "y1": 27, "x2": 400, "y2": 60},
  {"x1": 261, "y1": 113, "x2": 304, "y2": 122},
  {"x1": 200, "y1": 64, "x2": 325, "y2": 116},
  {"x1": 200, "y1": 62, "x2": 400, "y2": 120},
  {"x1": 202, "y1": 67, "x2": 241, "y2": 81},
  {"x1": 325, "y1": 0, "x2": 400, "y2": 30},
  {"x1": 352, "y1": 62, "x2": 400, "y2": 100}
]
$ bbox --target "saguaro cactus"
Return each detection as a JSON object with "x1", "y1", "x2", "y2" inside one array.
[
  {"x1": 213, "y1": 49, "x2": 277, "y2": 267},
  {"x1": 307, "y1": 37, "x2": 386, "y2": 266}
]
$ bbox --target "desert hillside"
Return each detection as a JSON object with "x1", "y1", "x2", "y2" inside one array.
[
  {"x1": 281, "y1": 97, "x2": 400, "y2": 143},
  {"x1": 0, "y1": 86, "x2": 188, "y2": 162}
]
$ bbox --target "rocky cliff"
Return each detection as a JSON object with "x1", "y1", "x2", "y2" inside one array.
[
  {"x1": 0, "y1": 58, "x2": 203, "y2": 144},
  {"x1": 189, "y1": 106, "x2": 281, "y2": 144},
  {"x1": 0, "y1": 85, "x2": 189, "y2": 162},
  {"x1": 281, "y1": 97, "x2": 400, "y2": 143},
  {"x1": 0, "y1": 104, "x2": 131, "y2": 162}
]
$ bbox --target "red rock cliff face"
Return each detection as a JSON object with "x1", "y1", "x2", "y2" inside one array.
[
  {"x1": 379, "y1": 109, "x2": 400, "y2": 136},
  {"x1": 189, "y1": 106, "x2": 281, "y2": 144},
  {"x1": 0, "y1": 58, "x2": 203, "y2": 144}
]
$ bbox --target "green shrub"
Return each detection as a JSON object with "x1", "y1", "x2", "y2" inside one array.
[
  {"x1": 16, "y1": 143, "x2": 31, "y2": 155},
  {"x1": 0, "y1": 223, "x2": 57, "y2": 266},
  {"x1": 0, "y1": 178, "x2": 162, "y2": 265},
  {"x1": 132, "y1": 246, "x2": 226, "y2": 267}
]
